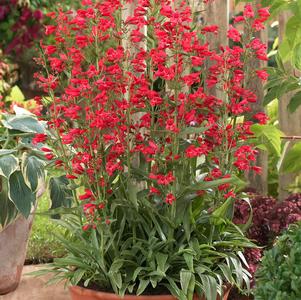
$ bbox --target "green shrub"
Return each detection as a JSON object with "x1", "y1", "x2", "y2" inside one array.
[{"x1": 255, "y1": 223, "x2": 301, "y2": 300}]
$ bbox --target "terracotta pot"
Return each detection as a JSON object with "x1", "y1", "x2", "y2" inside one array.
[
  {"x1": 0, "y1": 214, "x2": 34, "y2": 295},
  {"x1": 70, "y1": 285, "x2": 231, "y2": 300}
]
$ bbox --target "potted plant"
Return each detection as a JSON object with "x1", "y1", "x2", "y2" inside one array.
[
  {"x1": 34, "y1": 1, "x2": 269, "y2": 299},
  {"x1": 0, "y1": 106, "x2": 71, "y2": 294}
]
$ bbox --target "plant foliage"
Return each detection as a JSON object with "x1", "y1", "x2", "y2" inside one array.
[{"x1": 255, "y1": 223, "x2": 301, "y2": 300}]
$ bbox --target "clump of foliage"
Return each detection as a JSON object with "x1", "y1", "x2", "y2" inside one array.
[
  {"x1": 255, "y1": 223, "x2": 301, "y2": 300},
  {"x1": 234, "y1": 193, "x2": 301, "y2": 278}
]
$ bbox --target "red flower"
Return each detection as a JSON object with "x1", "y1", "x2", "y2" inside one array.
[
  {"x1": 32, "y1": 133, "x2": 47, "y2": 144},
  {"x1": 227, "y1": 25, "x2": 241, "y2": 42},
  {"x1": 165, "y1": 193, "x2": 176, "y2": 205},
  {"x1": 45, "y1": 25, "x2": 56, "y2": 35},
  {"x1": 201, "y1": 25, "x2": 218, "y2": 34},
  {"x1": 253, "y1": 112, "x2": 269, "y2": 124},
  {"x1": 224, "y1": 190, "x2": 235, "y2": 199},
  {"x1": 256, "y1": 70, "x2": 269, "y2": 81},
  {"x1": 79, "y1": 189, "x2": 94, "y2": 200},
  {"x1": 82, "y1": 224, "x2": 91, "y2": 231},
  {"x1": 149, "y1": 186, "x2": 160, "y2": 195},
  {"x1": 258, "y1": 7, "x2": 270, "y2": 22},
  {"x1": 243, "y1": 4, "x2": 254, "y2": 18}
]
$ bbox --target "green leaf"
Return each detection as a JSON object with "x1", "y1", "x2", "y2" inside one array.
[
  {"x1": 229, "y1": 257, "x2": 244, "y2": 287},
  {"x1": 8, "y1": 171, "x2": 35, "y2": 218},
  {"x1": 183, "y1": 204, "x2": 192, "y2": 241},
  {"x1": 110, "y1": 272, "x2": 122, "y2": 290},
  {"x1": 277, "y1": 141, "x2": 291, "y2": 171},
  {"x1": 286, "y1": 16, "x2": 301, "y2": 49},
  {"x1": 0, "y1": 154, "x2": 18, "y2": 179},
  {"x1": 150, "y1": 214, "x2": 167, "y2": 242},
  {"x1": 136, "y1": 279, "x2": 149, "y2": 295},
  {"x1": 211, "y1": 198, "x2": 234, "y2": 224},
  {"x1": 21, "y1": 153, "x2": 45, "y2": 192},
  {"x1": 0, "y1": 149, "x2": 17, "y2": 156},
  {"x1": 6, "y1": 85, "x2": 25, "y2": 102},
  {"x1": 218, "y1": 263, "x2": 234, "y2": 284},
  {"x1": 49, "y1": 176, "x2": 73, "y2": 211},
  {"x1": 166, "y1": 277, "x2": 186, "y2": 300},
  {"x1": 199, "y1": 274, "x2": 217, "y2": 300},
  {"x1": 109, "y1": 259, "x2": 124, "y2": 274},
  {"x1": 288, "y1": 90, "x2": 301, "y2": 113},
  {"x1": 282, "y1": 142, "x2": 301, "y2": 173},
  {"x1": 156, "y1": 253, "x2": 168, "y2": 273},
  {"x1": 2, "y1": 115, "x2": 45, "y2": 134},
  {"x1": 184, "y1": 253, "x2": 194, "y2": 272},
  {"x1": 251, "y1": 124, "x2": 283, "y2": 157},
  {"x1": 128, "y1": 180, "x2": 138, "y2": 210},
  {"x1": 186, "y1": 176, "x2": 235, "y2": 192},
  {"x1": 292, "y1": 43, "x2": 301, "y2": 70},
  {"x1": 0, "y1": 176, "x2": 18, "y2": 229},
  {"x1": 180, "y1": 270, "x2": 195, "y2": 300}
]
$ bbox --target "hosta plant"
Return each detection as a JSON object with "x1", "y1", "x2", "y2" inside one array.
[
  {"x1": 34, "y1": 1, "x2": 269, "y2": 299},
  {"x1": 0, "y1": 106, "x2": 71, "y2": 230}
]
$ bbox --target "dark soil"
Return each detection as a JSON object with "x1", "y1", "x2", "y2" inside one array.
[
  {"x1": 228, "y1": 288, "x2": 254, "y2": 300},
  {"x1": 25, "y1": 257, "x2": 54, "y2": 265}
]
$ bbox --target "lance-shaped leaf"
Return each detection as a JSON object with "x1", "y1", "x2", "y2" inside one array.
[
  {"x1": 0, "y1": 154, "x2": 19, "y2": 178},
  {"x1": 21, "y1": 153, "x2": 45, "y2": 192},
  {"x1": 8, "y1": 171, "x2": 35, "y2": 218}
]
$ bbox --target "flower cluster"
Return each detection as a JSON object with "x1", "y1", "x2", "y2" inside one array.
[
  {"x1": 36, "y1": 0, "x2": 269, "y2": 230},
  {"x1": 0, "y1": 0, "x2": 43, "y2": 54}
]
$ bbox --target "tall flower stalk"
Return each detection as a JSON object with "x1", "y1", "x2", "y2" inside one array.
[{"x1": 35, "y1": 1, "x2": 269, "y2": 299}]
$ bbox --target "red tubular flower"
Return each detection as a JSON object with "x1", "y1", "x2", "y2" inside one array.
[
  {"x1": 256, "y1": 69, "x2": 269, "y2": 81},
  {"x1": 253, "y1": 112, "x2": 269, "y2": 124},
  {"x1": 165, "y1": 193, "x2": 176, "y2": 205},
  {"x1": 79, "y1": 189, "x2": 94, "y2": 200},
  {"x1": 227, "y1": 25, "x2": 241, "y2": 42},
  {"x1": 36, "y1": 1, "x2": 269, "y2": 231},
  {"x1": 32, "y1": 133, "x2": 47, "y2": 144}
]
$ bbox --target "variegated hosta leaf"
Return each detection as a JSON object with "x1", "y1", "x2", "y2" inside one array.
[
  {"x1": 21, "y1": 152, "x2": 45, "y2": 192},
  {"x1": 0, "y1": 149, "x2": 17, "y2": 156},
  {"x1": 13, "y1": 105, "x2": 35, "y2": 116},
  {"x1": 8, "y1": 171, "x2": 35, "y2": 218},
  {"x1": 1, "y1": 115, "x2": 45, "y2": 134},
  {"x1": 0, "y1": 176, "x2": 18, "y2": 230},
  {"x1": 0, "y1": 154, "x2": 19, "y2": 179},
  {"x1": 49, "y1": 176, "x2": 73, "y2": 210}
]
